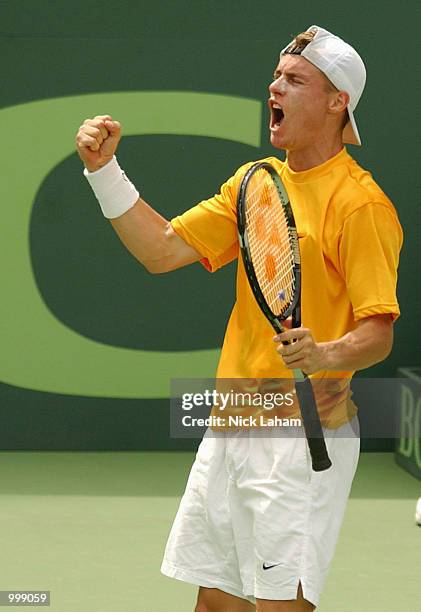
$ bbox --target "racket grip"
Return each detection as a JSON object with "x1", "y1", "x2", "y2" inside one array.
[
  {"x1": 307, "y1": 438, "x2": 332, "y2": 472},
  {"x1": 295, "y1": 377, "x2": 332, "y2": 472}
]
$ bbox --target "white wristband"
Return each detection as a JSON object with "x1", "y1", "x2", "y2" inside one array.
[{"x1": 83, "y1": 156, "x2": 140, "y2": 219}]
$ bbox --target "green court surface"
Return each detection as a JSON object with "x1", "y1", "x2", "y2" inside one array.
[{"x1": 0, "y1": 452, "x2": 419, "y2": 611}]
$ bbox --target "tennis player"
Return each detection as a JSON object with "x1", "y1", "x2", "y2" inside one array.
[{"x1": 76, "y1": 26, "x2": 402, "y2": 612}]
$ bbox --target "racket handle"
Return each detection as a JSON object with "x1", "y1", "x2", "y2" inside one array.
[
  {"x1": 273, "y1": 323, "x2": 331, "y2": 471},
  {"x1": 306, "y1": 437, "x2": 332, "y2": 472},
  {"x1": 294, "y1": 377, "x2": 332, "y2": 472}
]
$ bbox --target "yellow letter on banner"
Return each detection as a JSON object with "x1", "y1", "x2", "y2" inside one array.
[{"x1": 0, "y1": 92, "x2": 261, "y2": 397}]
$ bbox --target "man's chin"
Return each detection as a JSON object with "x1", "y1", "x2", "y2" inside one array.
[{"x1": 269, "y1": 132, "x2": 287, "y2": 151}]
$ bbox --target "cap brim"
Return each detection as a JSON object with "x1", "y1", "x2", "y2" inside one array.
[{"x1": 343, "y1": 107, "x2": 361, "y2": 146}]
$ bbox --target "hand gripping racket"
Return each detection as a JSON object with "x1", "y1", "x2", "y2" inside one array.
[{"x1": 237, "y1": 161, "x2": 332, "y2": 472}]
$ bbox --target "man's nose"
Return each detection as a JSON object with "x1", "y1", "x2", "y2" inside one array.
[{"x1": 269, "y1": 76, "x2": 287, "y2": 95}]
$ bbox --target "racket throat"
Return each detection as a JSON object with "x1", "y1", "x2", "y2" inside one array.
[
  {"x1": 273, "y1": 318, "x2": 284, "y2": 334},
  {"x1": 292, "y1": 308, "x2": 300, "y2": 329}
]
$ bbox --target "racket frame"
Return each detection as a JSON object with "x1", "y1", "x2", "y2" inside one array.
[
  {"x1": 237, "y1": 162, "x2": 301, "y2": 332},
  {"x1": 237, "y1": 161, "x2": 332, "y2": 472}
]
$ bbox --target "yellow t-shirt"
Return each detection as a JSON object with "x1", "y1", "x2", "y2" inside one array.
[{"x1": 171, "y1": 148, "x2": 403, "y2": 428}]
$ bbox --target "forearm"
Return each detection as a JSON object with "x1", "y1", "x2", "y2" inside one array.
[
  {"x1": 110, "y1": 197, "x2": 202, "y2": 273},
  {"x1": 82, "y1": 155, "x2": 173, "y2": 271},
  {"x1": 110, "y1": 198, "x2": 172, "y2": 272},
  {"x1": 319, "y1": 315, "x2": 393, "y2": 371},
  {"x1": 82, "y1": 152, "x2": 201, "y2": 273},
  {"x1": 76, "y1": 117, "x2": 203, "y2": 273}
]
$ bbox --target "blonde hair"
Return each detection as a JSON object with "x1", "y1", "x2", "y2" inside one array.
[{"x1": 283, "y1": 28, "x2": 317, "y2": 55}]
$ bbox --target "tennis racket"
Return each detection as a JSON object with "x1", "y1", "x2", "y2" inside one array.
[{"x1": 237, "y1": 161, "x2": 332, "y2": 472}]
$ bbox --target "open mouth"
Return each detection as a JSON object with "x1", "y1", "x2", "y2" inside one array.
[{"x1": 270, "y1": 101, "x2": 284, "y2": 129}]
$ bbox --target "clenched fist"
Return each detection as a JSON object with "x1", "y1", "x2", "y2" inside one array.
[{"x1": 76, "y1": 115, "x2": 122, "y2": 173}]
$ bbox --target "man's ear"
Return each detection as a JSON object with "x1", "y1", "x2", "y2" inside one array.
[{"x1": 328, "y1": 90, "x2": 350, "y2": 114}]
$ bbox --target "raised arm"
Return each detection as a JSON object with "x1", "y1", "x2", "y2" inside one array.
[
  {"x1": 75, "y1": 115, "x2": 202, "y2": 273},
  {"x1": 110, "y1": 200, "x2": 201, "y2": 273}
]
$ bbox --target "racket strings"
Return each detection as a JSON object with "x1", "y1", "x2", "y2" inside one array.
[{"x1": 245, "y1": 170, "x2": 296, "y2": 317}]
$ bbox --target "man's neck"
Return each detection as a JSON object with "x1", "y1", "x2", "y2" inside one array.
[{"x1": 286, "y1": 139, "x2": 344, "y2": 172}]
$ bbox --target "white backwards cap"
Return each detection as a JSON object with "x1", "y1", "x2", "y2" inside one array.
[{"x1": 281, "y1": 25, "x2": 366, "y2": 145}]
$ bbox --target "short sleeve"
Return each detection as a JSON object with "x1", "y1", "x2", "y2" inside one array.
[
  {"x1": 170, "y1": 163, "x2": 252, "y2": 272},
  {"x1": 339, "y1": 202, "x2": 403, "y2": 321}
]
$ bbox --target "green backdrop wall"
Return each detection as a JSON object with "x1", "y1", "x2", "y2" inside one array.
[{"x1": 1, "y1": 0, "x2": 419, "y2": 450}]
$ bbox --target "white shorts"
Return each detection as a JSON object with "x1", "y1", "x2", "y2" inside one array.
[{"x1": 161, "y1": 417, "x2": 360, "y2": 607}]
